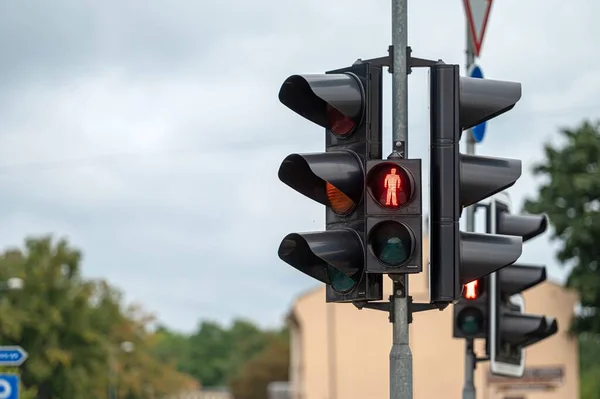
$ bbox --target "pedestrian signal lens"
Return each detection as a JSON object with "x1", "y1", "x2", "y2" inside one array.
[
  {"x1": 462, "y1": 279, "x2": 485, "y2": 300},
  {"x1": 326, "y1": 104, "x2": 356, "y2": 136},
  {"x1": 326, "y1": 182, "x2": 356, "y2": 215},
  {"x1": 457, "y1": 307, "x2": 485, "y2": 336},
  {"x1": 327, "y1": 266, "x2": 359, "y2": 293},
  {"x1": 368, "y1": 221, "x2": 414, "y2": 267},
  {"x1": 367, "y1": 163, "x2": 413, "y2": 209}
]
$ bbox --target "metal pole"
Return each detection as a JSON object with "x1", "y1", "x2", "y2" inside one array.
[
  {"x1": 391, "y1": 0, "x2": 408, "y2": 146},
  {"x1": 463, "y1": 18, "x2": 477, "y2": 399},
  {"x1": 390, "y1": 0, "x2": 411, "y2": 398},
  {"x1": 465, "y1": 21, "x2": 476, "y2": 232}
]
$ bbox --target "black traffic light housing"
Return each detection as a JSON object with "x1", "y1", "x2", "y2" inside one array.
[
  {"x1": 277, "y1": 61, "x2": 384, "y2": 303},
  {"x1": 488, "y1": 194, "x2": 558, "y2": 378},
  {"x1": 453, "y1": 277, "x2": 489, "y2": 339},
  {"x1": 429, "y1": 63, "x2": 524, "y2": 304},
  {"x1": 364, "y1": 159, "x2": 422, "y2": 274}
]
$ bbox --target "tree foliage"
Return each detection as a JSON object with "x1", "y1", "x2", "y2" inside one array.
[
  {"x1": 524, "y1": 120, "x2": 600, "y2": 334},
  {"x1": 579, "y1": 333, "x2": 600, "y2": 399},
  {"x1": 152, "y1": 319, "x2": 289, "y2": 390},
  {"x1": 0, "y1": 235, "x2": 198, "y2": 399},
  {"x1": 229, "y1": 334, "x2": 290, "y2": 399}
]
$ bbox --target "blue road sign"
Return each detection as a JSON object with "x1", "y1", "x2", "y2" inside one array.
[
  {"x1": 0, "y1": 374, "x2": 19, "y2": 399},
  {"x1": 0, "y1": 347, "x2": 28, "y2": 367},
  {"x1": 468, "y1": 64, "x2": 487, "y2": 143}
]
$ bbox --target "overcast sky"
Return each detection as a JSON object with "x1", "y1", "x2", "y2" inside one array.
[{"x1": 0, "y1": 0, "x2": 597, "y2": 333}]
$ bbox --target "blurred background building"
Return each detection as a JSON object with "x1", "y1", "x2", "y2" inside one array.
[{"x1": 287, "y1": 236, "x2": 579, "y2": 399}]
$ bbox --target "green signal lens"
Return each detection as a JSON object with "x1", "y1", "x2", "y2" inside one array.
[
  {"x1": 327, "y1": 266, "x2": 358, "y2": 293},
  {"x1": 457, "y1": 307, "x2": 484, "y2": 336},
  {"x1": 369, "y1": 221, "x2": 414, "y2": 267}
]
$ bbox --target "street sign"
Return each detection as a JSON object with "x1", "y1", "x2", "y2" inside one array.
[
  {"x1": 468, "y1": 64, "x2": 486, "y2": 143},
  {"x1": 463, "y1": 0, "x2": 493, "y2": 57},
  {"x1": 0, "y1": 347, "x2": 28, "y2": 367},
  {"x1": 0, "y1": 374, "x2": 19, "y2": 399}
]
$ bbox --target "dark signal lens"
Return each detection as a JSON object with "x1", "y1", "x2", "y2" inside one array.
[
  {"x1": 367, "y1": 163, "x2": 413, "y2": 209},
  {"x1": 457, "y1": 307, "x2": 484, "y2": 336},
  {"x1": 327, "y1": 266, "x2": 359, "y2": 293},
  {"x1": 326, "y1": 104, "x2": 355, "y2": 136},
  {"x1": 369, "y1": 221, "x2": 414, "y2": 267}
]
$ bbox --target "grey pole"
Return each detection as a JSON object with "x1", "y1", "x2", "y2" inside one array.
[
  {"x1": 389, "y1": 0, "x2": 412, "y2": 398},
  {"x1": 462, "y1": 18, "x2": 478, "y2": 399}
]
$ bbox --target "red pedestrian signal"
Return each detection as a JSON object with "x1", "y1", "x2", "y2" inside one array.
[
  {"x1": 464, "y1": 280, "x2": 479, "y2": 300},
  {"x1": 366, "y1": 162, "x2": 414, "y2": 209}
]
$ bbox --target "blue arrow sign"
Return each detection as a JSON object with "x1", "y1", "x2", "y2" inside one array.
[
  {"x1": 468, "y1": 64, "x2": 487, "y2": 143},
  {"x1": 0, "y1": 347, "x2": 28, "y2": 367},
  {"x1": 0, "y1": 374, "x2": 19, "y2": 399}
]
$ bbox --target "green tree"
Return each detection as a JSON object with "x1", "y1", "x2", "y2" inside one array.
[
  {"x1": 524, "y1": 120, "x2": 600, "y2": 334},
  {"x1": 229, "y1": 335, "x2": 290, "y2": 399},
  {"x1": 579, "y1": 334, "x2": 600, "y2": 398},
  {"x1": 0, "y1": 235, "x2": 197, "y2": 398}
]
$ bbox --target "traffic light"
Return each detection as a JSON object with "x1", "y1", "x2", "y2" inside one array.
[
  {"x1": 429, "y1": 63, "x2": 524, "y2": 304},
  {"x1": 489, "y1": 194, "x2": 558, "y2": 377},
  {"x1": 364, "y1": 158, "x2": 422, "y2": 274},
  {"x1": 277, "y1": 61, "x2": 384, "y2": 303},
  {"x1": 453, "y1": 278, "x2": 488, "y2": 339}
]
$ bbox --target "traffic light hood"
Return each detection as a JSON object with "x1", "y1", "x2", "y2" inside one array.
[
  {"x1": 278, "y1": 230, "x2": 364, "y2": 293},
  {"x1": 497, "y1": 211, "x2": 548, "y2": 242},
  {"x1": 498, "y1": 264, "x2": 547, "y2": 296},
  {"x1": 459, "y1": 232, "x2": 522, "y2": 285},
  {"x1": 500, "y1": 312, "x2": 558, "y2": 348},
  {"x1": 278, "y1": 151, "x2": 364, "y2": 210},
  {"x1": 460, "y1": 154, "x2": 522, "y2": 208},
  {"x1": 278, "y1": 73, "x2": 364, "y2": 132},
  {"x1": 459, "y1": 77, "x2": 522, "y2": 130}
]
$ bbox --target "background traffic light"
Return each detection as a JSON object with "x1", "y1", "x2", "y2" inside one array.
[
  {"x1": 453, "y1": 278, "x2": 488, "y2": 339},
  {"x1": 276, "y1": 61, "x2": 384, "y2": 303},
  {"x1": 429, "y1": 63, "x2": 524, "y2": 304},
  {"x1": 364, "y1": 158, "x2": 422, "y2": 274},
  {"x1": 489, "y1": 194, "x2": 558, "y2": 377}
]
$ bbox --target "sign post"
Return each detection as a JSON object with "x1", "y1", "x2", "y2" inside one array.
[
  {"x1": 462, "y1": 2, "x2": 493, "y2": 399},
  {"x1": 468, "y1": 64, "x2": 487, "y2": 143}
]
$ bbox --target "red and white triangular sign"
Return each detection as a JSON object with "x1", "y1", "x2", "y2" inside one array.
[{"x1": 463, "y1": 0, "x2": 493, "y2": 58}]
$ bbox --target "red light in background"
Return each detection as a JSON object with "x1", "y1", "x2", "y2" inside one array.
[
  {"x1": 464, "y1": 280, "x2": 479, "y2": 300},
  {"x1": 326, "y1": 104, "x2": 355, "y2": 136}
]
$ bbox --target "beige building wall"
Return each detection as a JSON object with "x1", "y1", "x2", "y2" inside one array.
[{"x1": 288, "y1": 239, "x2": 579, "y2": 399}]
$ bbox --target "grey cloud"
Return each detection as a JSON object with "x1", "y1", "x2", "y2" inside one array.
[{"x1": 0, "y1": 0, "x2": 598, "y2": 331}]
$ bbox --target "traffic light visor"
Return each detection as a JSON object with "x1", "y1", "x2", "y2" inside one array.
[
  {"x1": 368, "y1": 221, "x2": 415, "y2": 267},
  {"x1": 459, "y1": 77, "x2": 522, "y2": 130},
  {"x1": 366, "y1": 162, "x2": 414, "y2": 209},
  {"x1": 278, "y1": 74, "x2": 364, "y2": 136},
  {"x1": 278, "y1": 151, "x2": 363, "y2": 215},
  {"x1": 278, "y1": 230, "x2": 363, "y2": 293}
]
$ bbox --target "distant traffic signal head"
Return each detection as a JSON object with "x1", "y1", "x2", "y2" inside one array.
[
  {"x1": 489, "y1": 195, "x2": 558, "y2": 378},
  {"x1": 454, "y1": 277, "x2": 488, "y2": 339},
  {"x1": 429, "y1": 63, "x2": 524, "y2": 303},
  {"x1": 276, "y1": 62, "x2": 384, "y2": 303}
]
